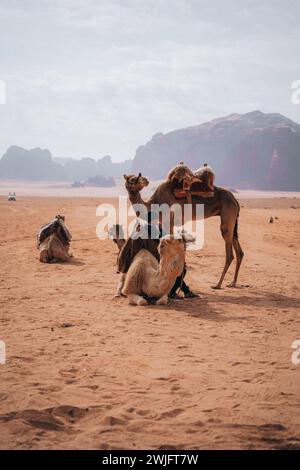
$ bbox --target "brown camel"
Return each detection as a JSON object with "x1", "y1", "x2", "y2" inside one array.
[
  {"x1": 37, "y1": 215, "x2": 73, "y2": 263},
  {"x1": 39, "y1": 233, "x2": 71, "y2": 263},
  {"x1": 123, "y1": 170, "x2": 244, "y2": 289}
]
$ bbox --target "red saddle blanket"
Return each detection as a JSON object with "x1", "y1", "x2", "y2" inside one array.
[{"x1": 173, "y1": 180, "x2": 214, "y2": 199}]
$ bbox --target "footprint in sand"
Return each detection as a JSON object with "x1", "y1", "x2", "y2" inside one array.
[
  {"x1": 0, "y1": 409, "x2": 65, "y2": 432},
  {"x1": 192, "y1": 420, "x2": 205, "y2": 427},
  {"x1": 52, "y1": 405, "x2": 90, "y2": 423},
  {"x1": 59, "y1": 367, "x2": 79, "y2": 378},
  {"x1": 0, "y1": 405, "x2": 93, "y2": 432},
  {"x1": 80, "y1": 385, "x2": 98, "y2": 391},
  {"x1": 158, "y1": 408, "x2": 184, "y2": 420},
  {"x1": 100, "y1": 415, "x2": 128, "y2": 426},
  {"x1": 258, "y1": 423, "x2": 286, "y2": 431},
  {"x1": 157, "y1": 444, "x2": 182, "y2": 450},
  {"x1": 136, "y1": 409, "x2": 151, "y2": 417}
]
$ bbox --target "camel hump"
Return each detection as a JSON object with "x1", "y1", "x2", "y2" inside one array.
[
  {"x1": 194, "y1": 164, "x2": 215, "y2": 180},
  {"x1": 167, "y1": 163, "x2": 193, "y2": 182},
  {"x1": 194, "y1": 164, "x2": 215, "y2": 190},
  {"x1": 167, "y1": 163, "x2": 215, "y2": 189}
]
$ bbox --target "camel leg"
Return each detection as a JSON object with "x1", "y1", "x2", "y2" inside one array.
[
  {"x1": 114, "y1": 273, "x2": 126, "y2": 298},
  {"x1": 127, "y1": 294, "x2": 147, "y2": 306},
  {"x1": 156, "y1": 294, "x2": 169, "y2": 306},
  {"x1": 39, "y1": 238, "x2": 51, "y2": 263},
  {"x1": 212, "y1": 224, "x2": 234, "y2": 289},
  {"x1": 227, "y1": 237, "x2": 244, "y2": 287},
  {"x1": 39, "y1": 249, "x2": 49, "y2": 263}
]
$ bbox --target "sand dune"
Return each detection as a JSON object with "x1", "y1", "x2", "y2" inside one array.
[{"x1": 0, "y1": 194, "x2": 299, "y2": 449}]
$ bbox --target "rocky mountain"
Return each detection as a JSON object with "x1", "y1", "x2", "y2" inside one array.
[
  {"x1": 84, "y1": 175, "x2": 116, "y2": 187},
  {"x1": 1, "y1": 111, "x2": 299, "y2": 190},
  {"x1": 132, "y1": 111, "x2": 300, "y2": 190},
  {"x1": 0, "y1": 146, "x2": 67, "y2": 181},
  {"x1": 0, "y1": 147, "x2": 131, "y2": 182},
  {"x1": 54, "y1": 155, "x2": 131, "y2": 180}
]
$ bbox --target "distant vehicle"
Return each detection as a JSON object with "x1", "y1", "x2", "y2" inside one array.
[
  {"x1": 71, "y1": 181, "x2": 85, "y2": 188},
  {"x1": 8, "y1": 192, "x2": 16, "y2": 201}
]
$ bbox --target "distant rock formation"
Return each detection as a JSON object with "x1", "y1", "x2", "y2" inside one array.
[
  {"x1": 1, "y1": 110, "x2": 299, "y2": 190},
  {"x1": 85, "y1": 175, "x2": 116, "y2": 187},
  {"x1": 54, "y1": 155, "x2": 131, "y2": 180},
  {"x1": 131, "y1": 111, "x2": 300, "y2": 190},
  {"x1": 0, "y1": 146, "x2": 66, "y2": 181},
  {"x1": 0, "y1": 147, "x2": 131, "y2": 182},
  {"x1": 71, "y1": 175, "x2": 115, "y2": 188},
  {"x1": 71, "y1": 181, "x2": 85, "y2": 188}
]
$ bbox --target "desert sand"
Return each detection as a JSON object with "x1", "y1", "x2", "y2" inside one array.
[{"x1": 0, "y1": 192, "x2": 299, "y2": 449}]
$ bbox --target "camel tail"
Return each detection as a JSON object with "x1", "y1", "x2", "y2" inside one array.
[
  {"x1": 234, "y1": 218, "x2": 239, "y2": 239},
  {"x1": 233, "y1": 197, "x2": 240, "y2": 239}
]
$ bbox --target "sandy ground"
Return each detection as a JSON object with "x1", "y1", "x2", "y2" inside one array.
[{"x1": 0, "y1": 193, "x2": 299, "y2": 449}]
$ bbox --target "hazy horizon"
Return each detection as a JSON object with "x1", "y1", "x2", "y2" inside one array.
[
  {"x1": 2, "y1": 108, "x2": 299, "y2": 163},
  {"x1": 0, "y1": 0, "x2": 299, "y2": 162}
]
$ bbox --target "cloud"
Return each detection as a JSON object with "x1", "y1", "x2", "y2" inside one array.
[{"x1": 0, "y1": 0, "x2": 299, "y2": 160}]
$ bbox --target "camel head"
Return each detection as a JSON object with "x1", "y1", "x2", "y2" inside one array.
[
  {"x1": 123, "y1": 173, "x2": 149, "y2": 192},
  {"x1": 159, "y1": 235, "x2": 185, "y2": 257}
]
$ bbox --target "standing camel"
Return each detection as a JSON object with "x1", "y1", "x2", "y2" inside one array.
[{"x1": 123, "y1": 171, "x2": 244, "y2": 289}]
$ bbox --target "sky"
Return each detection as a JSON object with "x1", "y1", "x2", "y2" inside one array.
[{"x1": 0, "y1": 0, "x2": 299, "y2": 161}]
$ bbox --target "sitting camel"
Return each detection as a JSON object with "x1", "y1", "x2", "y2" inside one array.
[
  {"x1": 122, "y1": 235, "x2": 186, "y2": 306},
  {"x1": 37, "y1": 215, "x2": 72, "y2": 263},
  {"x1": 109, "y1": 222, "x2": 198, "y2": 300}
]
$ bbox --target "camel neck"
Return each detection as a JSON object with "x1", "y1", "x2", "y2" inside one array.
[
  {"x1": 126, "y1": 188, "x2": 149, "y2": 212},
  {"x1": 116, "y1": 239, "x2": 125, "y2": 251},
  {"x1": 159, "y1": 253, "x2": 183, "y2": 277}
]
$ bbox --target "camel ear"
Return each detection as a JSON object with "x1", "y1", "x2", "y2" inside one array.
[{"x1": 123, "y1": 174, "x2": 128, "y2": 180}]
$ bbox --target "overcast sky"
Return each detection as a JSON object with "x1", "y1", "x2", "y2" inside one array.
[{"x1": 0, "y1": 0, "x2": 299, "y2": 161}]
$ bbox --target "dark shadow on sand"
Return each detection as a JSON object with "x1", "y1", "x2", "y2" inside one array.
[
  {"x1": 149, "y1": 297, "x2": 252, "y2": 322},
  {"x1": 54, "y1": 258, "x2": 85, "y2": 266},
  {"x1": 148, "y1": 289, "x2": 299, "y2": 322},
  {"x1": 205, "y1": 290, "x2": 300, "y2": 309}
]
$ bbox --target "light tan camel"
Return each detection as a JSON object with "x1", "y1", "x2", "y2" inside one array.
[
  {"x1": 122, "y1": 235, "x2": 186, "y2": 306},
  {"x1": 123, "y1": 167, "x2": 244, "y2": 289}
]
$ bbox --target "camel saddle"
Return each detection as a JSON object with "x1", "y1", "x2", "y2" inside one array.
[{"x1": 173, "y1": 177, "x2": 215, "y2": 203}]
